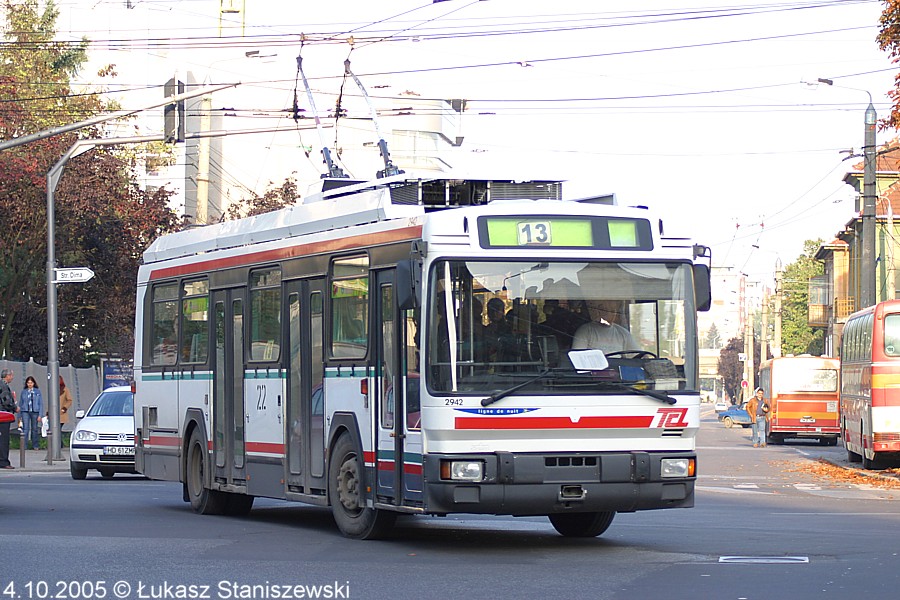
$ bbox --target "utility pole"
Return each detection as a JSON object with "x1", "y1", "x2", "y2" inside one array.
[
  {"x1": 744, "y1": 309, "x2": 755, "y2": 399},
  {"x1": 862, "y1": 97, "x2": 878, "y2": 308},
  {"x1": 816, "y1": 78, "x2": 878, "y2": 308},
  {"x1": 760, "y1": 290, "x2": 769, "y2": 365},
  {"x1": 196, "y1": 93, "x2": 212, "y2": 224},
  {"x1": 774, "y1": 259, "x2": 783, "y2": 358}
]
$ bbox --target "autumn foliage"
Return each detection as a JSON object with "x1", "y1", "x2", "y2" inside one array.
[{"x1": 0, "y1": 0, "x2": 179, "y2": 365}]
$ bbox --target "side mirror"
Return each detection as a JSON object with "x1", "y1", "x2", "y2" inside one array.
[
  {"x1": 693, "y1": 264, "x2": 712, "y2": 312},
  {"x1": 396, "y1": 258, "x2": 422, "y2": 310},
  {"x1": 75, "y1": 409, "x2": 85, "y2": 419}
]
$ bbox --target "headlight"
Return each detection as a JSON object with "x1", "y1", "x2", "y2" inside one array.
[
  {"x1": 661, "y1": 457, "x2": 695, "y2": 478},
  {"x1": 440, "y1": 460, "x2": 484, "y2": 481},
  {"x1": 73, "y1": 430, "x2": 98, "y2": 442}
]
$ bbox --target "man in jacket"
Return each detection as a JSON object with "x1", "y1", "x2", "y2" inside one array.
[{"x1": 747, "y1": 387, "x2": 770, "y2": 448}]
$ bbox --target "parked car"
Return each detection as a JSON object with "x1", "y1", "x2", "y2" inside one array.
[
  {"x1": 718, "y1": 402, "x2": 752, "y2": 428},
  {"x1": 713, "y1": 400, "x2": 728, "y2": 413},
  {"x1": 69, "y1": 386, "x2": 137, "y2": 480}
]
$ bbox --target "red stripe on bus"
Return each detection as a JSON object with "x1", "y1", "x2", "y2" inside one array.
[
  {"x1": 149, "y1": 226, "x2": 424, "y2": 280},
  {"x1": 377, "y1": 460, "x2": 423, "y2": 475},
  {"x1": 454, "y1": 415, "x2": 654, "y2": 430},
  {"x1": 246, "y1": 441, "x2": 285, "y2": 455},
  {"x1": 147, "y1": 435, "x2": 181, "y2": 447}
]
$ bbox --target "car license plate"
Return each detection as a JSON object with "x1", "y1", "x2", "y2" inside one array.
[
  {"x1": 104, "y1": 446, "x2": 134, "y2": 455},
  {"x1": 799, "y1": 417, "x2": 815, "y2": 423}
]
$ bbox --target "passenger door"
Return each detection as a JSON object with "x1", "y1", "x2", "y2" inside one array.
[
  {"x1": 212, "y1": 288, "x2": 247, "y2": 485},
  {"x1": 284, "y1": 278, "x2": 327, "y2": 494},
  {"x1": 374, "y1": 270, "x2": 423, "y2": 506}
]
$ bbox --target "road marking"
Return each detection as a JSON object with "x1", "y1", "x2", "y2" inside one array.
[
  {"x1": 720, "y1": 556, "x2": 809, "y2": 564},
  {"x1": 696, "y1": 485, "x2": 776, "y2": 495}
]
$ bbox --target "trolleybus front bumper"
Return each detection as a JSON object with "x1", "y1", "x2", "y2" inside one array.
[{"x1": 422, "y1": 450, "x2": 695, "y2": 516}]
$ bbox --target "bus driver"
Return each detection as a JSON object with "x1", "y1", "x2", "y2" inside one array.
[{"x1": 571, "y1": 299, "x2": 640, "y2": 355}]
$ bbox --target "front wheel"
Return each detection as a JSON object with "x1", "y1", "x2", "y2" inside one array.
[
  {"x1": 329, "y1": 434, "x2": 396, "y2": 539},
  {"x1": 69, "y1": 462, "x2": 87, "y2": 480},
  {"x1": 186, "y1": 429, "x2": 226, "y2": 515},
  {"x1": 549, "y1": 511, "x2": 615, "y2": 537}
]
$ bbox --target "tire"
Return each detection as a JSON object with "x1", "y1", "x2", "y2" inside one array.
[
  {"x1": 723, "y1": 417, "x2": 734, "y2": 428},
  {"x1": 847, "y1": 448, "x2": 863, "y2": 463},
  {"x1": 70, "y1": 462, "x2": 87, "y2": 480},
  {"x1": 223, "y1": 493, "x2": 255, "y2": 516},
  {"x1": 862, "y1": 452, "x2": 883, "y2": 470},
  {"x1": 766, "y1": 434, "x2": 781, "y2": 445},
  {"x1": 329, "y1": 433, "x2": 396, "y2": 539},
  {"x1": 186, "y1": 429, "x2": 226, "y2": 515},
  {"x1": 100, "y1": 469, "x2": 115, "y2": 479},
  {"x1": 549, "y1": 511, "x2": 616, "y2": 538}
]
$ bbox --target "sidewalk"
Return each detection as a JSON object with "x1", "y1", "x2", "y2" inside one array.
[{"x1": 3, "y1": 446, "x2": 70, "y2": 472}]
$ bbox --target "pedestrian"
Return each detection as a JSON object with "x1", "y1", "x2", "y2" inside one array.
[
  {"x1": 58, "y1": 375, "x2": 73, "y2": 450},
  {"x1": 0, "y1": 369, "x2": 16, "y2": 468},
  {"x1": 19, "y1": 376, "x2": 43, "y2": 451},
  {"x1": 747, "y1": 387, "x2": 770, "y2": 448}
]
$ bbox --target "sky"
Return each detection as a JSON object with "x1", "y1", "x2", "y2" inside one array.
[{"x1": 44, "y1": 0, "x2": 900, "y2": 285}]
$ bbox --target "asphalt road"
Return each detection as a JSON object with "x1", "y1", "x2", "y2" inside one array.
[{"x1": 2, "y1": 406, "x2": 899, "y2": 600}]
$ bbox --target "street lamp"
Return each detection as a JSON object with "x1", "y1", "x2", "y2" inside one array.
[{"x1": 817, "y1": 77, "x2": 877, "y2": 308}]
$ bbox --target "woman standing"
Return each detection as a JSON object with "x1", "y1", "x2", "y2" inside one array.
[
  {"x1": 58, "y1": 376, "x2": 73, "y2": 449},
  {"x1": 19, "y1": 376, "x2": 43, "y2": 450}
]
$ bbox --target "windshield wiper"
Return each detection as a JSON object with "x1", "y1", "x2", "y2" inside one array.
[
  {"x1": 481, "y1": 370, "x2": 677, "y2": 407},
  {"x1": 482, "y1": 369, "x2": 553, "y2": 407},
  {"x1": 606, "y1": 381, "x2": 676, "y2": 405}
]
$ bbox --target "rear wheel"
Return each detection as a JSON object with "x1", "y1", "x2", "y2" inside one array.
[
  {"x1": 186, "y1": 429, "x2": 226, "y2": 515},
  {"x1": 329, "y1": 433, "x2": 396, "y2": 539},
  {"x1": 723, "y1": 417, "x2": 734, "y2": 428},
  {"x1": 549, "y1": 511, "x2": 616, "y2": 537},
  {"x1": 862, "y1": 452, "x2": 884, "y2": 470},
  {"x1": 69, "y1": 462, "x2": 87, "y2": 480}
]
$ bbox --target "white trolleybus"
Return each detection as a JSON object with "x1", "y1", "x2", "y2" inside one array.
[{"x1": 133, "y1": 174, "x2": 711, "y2": 539}]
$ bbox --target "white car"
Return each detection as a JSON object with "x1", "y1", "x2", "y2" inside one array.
[
  {"x1": 714, "y1": 400, "x2": 728, "y2": 413},
  {"x1": 69, "y1": 386, "x2": 137, "y2": 480}
]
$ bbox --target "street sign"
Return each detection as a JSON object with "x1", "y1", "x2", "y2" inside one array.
[{"x1": 54, "y1": 267, "x2": 94, "y2": 284}]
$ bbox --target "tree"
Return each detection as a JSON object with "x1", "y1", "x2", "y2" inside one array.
[
  {"x1": 879, "y1": 2, "x2": 900, "y2": 128},
  {"x1": 703, "y1": 323, "x2": 721, "y2": 349},
  {"x1": 717, "y1": 337, "x2": 744, "y2": 403},
  {"x1": 223, "y1": 176, "x2": 299, "y2": 220},
  {"x1": 0, "y1": 0, "x2": 179, "y2": 365},
  {"x1": 780, "y1": 239, "x2": 825, "y2": 356}
]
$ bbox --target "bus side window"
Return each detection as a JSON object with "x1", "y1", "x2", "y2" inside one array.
[
  {"x1": 151, "y1": 282, "x2": 179, "y2": 366},
  {"x1": 249, "y1": 268, "x2": 282, "y2": 362},
  {"x1": 180, "y1": 279, "x2": 209, "y2": 364},
  {"x1": 331, "y1": 256, "x2": 369, "y2": 359}
]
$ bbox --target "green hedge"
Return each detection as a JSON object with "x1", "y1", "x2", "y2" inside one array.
[{"x1": 9, "y1": 432, "x2": 69, "y2": 450}]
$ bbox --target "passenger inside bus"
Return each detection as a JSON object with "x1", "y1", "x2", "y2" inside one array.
[{"x1": 571, "y1": 299, "x2": 641, "y2": 355}]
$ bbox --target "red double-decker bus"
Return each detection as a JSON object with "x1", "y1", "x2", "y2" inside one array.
[
  {"x1": 757, "y1": 355, "x2": 840, "y2": 446},
  {"x1": 841, "y1": 300, "x2": 900, "y2": 469}
]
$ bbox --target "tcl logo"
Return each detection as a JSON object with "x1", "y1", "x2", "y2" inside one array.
[{"x1": 655, "y1": 407, "x2": 689, "y2": 428}]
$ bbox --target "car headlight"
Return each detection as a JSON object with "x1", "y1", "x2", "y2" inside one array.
[
  {"x1": 73, "y1": 430, "x2": 98, "y2": 442},
  {"x1": 661, "y1": 457, "x2": 695, "y2": 478},
  {"x1": 440, "y1": 460, "x2": 484, "y2": 481}
]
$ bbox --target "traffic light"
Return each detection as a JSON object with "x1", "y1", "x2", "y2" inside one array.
[{"x1": 164, "y1": 78, "x2": 185, "y2": 143}]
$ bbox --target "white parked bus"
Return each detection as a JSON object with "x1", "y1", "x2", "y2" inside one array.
[{"x1": 133, "y1": 174, "x2": 711, "y2": 539}]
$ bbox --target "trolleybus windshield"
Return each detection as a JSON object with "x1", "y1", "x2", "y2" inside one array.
[{"x1": 426, "y1": 259, "x2": 697, "y2": 395}]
